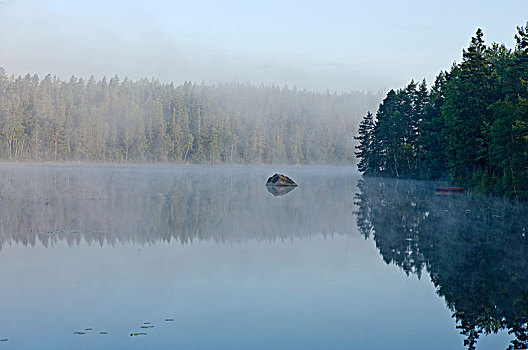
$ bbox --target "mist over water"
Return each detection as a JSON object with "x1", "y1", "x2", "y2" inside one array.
[
  {"x1": 0, "y1": 164, "x2": 358, "y2": 249},
  {"x1": 0, "y1": 165, "x2": 522, "y2": 349}
]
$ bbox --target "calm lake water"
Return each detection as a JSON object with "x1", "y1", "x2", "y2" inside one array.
[{"x1": 0, "y1": 164, "x2": 525, "y2": 350}]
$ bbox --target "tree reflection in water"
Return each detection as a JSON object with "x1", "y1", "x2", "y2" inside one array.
[
  {"x1": 0, "y1": 165, "x2": 357, "y2": 249},
  {"x1": 354, "y1": 177, "x2": 528, "y2": 350}
]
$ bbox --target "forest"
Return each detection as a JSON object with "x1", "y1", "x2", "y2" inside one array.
[
  {"x1": 355, "y1": 23, "x2": 528, "y2": 199},
  {"x1": 0, "y1": 68, "x2": 380, "y2": 164}
]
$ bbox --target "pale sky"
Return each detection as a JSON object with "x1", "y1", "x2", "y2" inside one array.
[{"x1": 1, "y1": 0, "x2": 527, "y2": 92}]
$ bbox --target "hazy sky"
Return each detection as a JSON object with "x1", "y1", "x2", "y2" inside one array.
[{"x1": 1, "y1": 0, "x2": 527, "y2": 92}]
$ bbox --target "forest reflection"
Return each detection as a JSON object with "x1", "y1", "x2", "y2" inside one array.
[
  {"x1": 0, "y1": 165, "x2": 357, "y2": 250},
  {"x1": 355, "y1": 177, "x2": 528, "y2": 350}
]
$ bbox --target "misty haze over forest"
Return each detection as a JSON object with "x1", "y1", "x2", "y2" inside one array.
[
  {"x1": 2, "y1": 1, "x2": 527, "y2": 92},
  {"x1": 1, "y1": 1, "x2": 526, "y2": 167},
  {"x1": 0, "y1": 68, "x2": 382, "y2": 164}
]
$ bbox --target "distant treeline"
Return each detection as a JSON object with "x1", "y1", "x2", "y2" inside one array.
[
  {"x1": 355, "y1": 23, "x2": 528, "y2": 199},
  {"x1": 0, "y1": 68, "x2": 381, "y2": 164}
]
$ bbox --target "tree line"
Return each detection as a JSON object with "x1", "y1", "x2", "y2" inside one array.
[
  {"x1": 355, "y1": 23, "x2": 528, "y2": 199},
  {"x1": 0, "y1": 68, "x2": 381, "y2": 164}
]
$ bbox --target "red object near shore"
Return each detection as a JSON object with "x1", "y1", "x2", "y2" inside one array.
[{"x1": 435, "y1": 186, "x2": 466, "y2": 192}]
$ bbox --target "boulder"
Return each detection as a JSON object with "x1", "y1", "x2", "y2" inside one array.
[{"x1": 266, "y1": 173, "x2": 297, "y2": 187}]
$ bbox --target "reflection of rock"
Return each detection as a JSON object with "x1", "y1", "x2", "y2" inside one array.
[
  {"x1": 266, "y1": 173, "x2": 297, "y2": 187},
  {"x1": 266, "y1": 185, "x2": 296, "y2": 197}
]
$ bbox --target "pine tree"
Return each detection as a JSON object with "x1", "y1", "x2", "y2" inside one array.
[
  {"x1": 417, "y1": 72, "x2": 448, "y2": 178},
  {"x1": 442, "y1": 29, "x2": 499, "y2": 187},
  {"x1": 355, "y1": 111, "x2": 375, "y2": 173}
]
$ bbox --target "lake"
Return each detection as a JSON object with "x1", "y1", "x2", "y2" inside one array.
[{"x1": 0, "y1": 164, "x2": 524, "y2": 350}]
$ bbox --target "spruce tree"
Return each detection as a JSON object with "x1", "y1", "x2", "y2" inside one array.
[{"x1": 355, "y1": 111, "x2": 375, "y2": 173}]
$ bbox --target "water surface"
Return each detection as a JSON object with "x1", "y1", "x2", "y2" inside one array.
[{"x1": 0, "y1": 165, "x2": 523, "y2": 349}]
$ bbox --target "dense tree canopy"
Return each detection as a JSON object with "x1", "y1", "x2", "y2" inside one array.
[
  {"x1": 356, "y1": 23, "x2": 528, "y2": 199},
  {"x1": 0, "y1": 69, "x2": 381, "y2": 164}
]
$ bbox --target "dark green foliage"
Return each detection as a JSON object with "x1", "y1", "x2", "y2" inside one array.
[
  {"x1": 417, "y1": 73, "x2": 448, "y2": 178},
  {"x1": 0, "y1": 70, "x2": 381, "y2": 164},
  {"x1": 442, "y1": 28, "x2": 500, "y2": 187},
  {"x1": 356, "y1": 23, "x2": 528, "y2": 199},
  {"x1": 354, "y1": 111, "x2": 375, "y2": 173},
  {"x1": 357, "y1": 82, "x2": 427, "y2": 178}
]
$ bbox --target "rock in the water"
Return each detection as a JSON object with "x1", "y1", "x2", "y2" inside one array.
[{"x1": 266, "y1": 173, "x2": 297, "y2": 187}]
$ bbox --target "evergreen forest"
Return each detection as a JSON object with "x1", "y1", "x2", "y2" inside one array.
[
  {"x1": 355, "y1": 23, "x2": 528, "y2": 199},
  {"x1": 0, "y1": 68, "x2": 381, "y2": 164}
]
